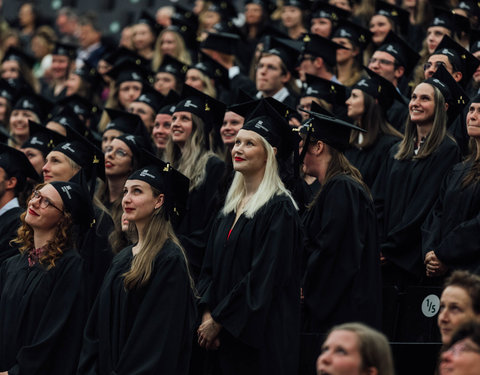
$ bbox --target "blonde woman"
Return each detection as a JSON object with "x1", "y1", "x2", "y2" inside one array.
[
  {"x1": 152, "y1": 28, "x2": 192, "y2": 72},
  {"x1": 197, "y1": 99, "x2": 302, "y2": 375}
]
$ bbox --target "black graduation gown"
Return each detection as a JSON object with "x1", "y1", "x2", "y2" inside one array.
[
  {"x1": 177, "y1": 156, "x2": 225, "y2": 281},
  {"x1": 302, "y1": 174, "x2": 381, "y2": 333},
  {"x1": 197, "y1": 194, "x2": 302, "y2": 375},
  {"x1": 77, "y1": 241, "x2": 196, "y2": 375},
  {"x1": 0, "y1": 206, "x2": 23, "y2": 264},
  {"x1": 422, "y1": 161, "x2": 480, "y2": 272},
  {"x1": 374, "y1": 137, "x2": 461, "y2": 279},
  {"x1": 345, "y1": 134, "x2": 401, "y2": 192},
  {"x1": 387, "y1": 99, "x2": 409, "y2": 132},
  {"x1": 0, "y1": 250, "x2": 87, "y2": 375}
]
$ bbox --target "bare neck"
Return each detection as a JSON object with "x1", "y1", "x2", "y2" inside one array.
[
  {"x1": 243, "y1": 168, "x2": 265, "y2": 199},
  {"x1": 416, "y1": 123, "x2": 433, "y2": 141},
  {"x1": 0, "y1": 190, "x2": 15, "y2": 210},
  {"x1": 336, "y1": 59, "x2": 354, "y2": 82}
]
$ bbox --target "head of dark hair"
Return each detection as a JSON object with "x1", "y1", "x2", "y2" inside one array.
[{"x1": 444, "y1": 270, "x2": 480, "y2": 314}]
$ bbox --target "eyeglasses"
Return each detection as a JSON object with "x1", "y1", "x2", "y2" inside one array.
[
  {"x1": 369, "y1": 57, "x2": 396, "y2": 66},
  {"x1": 423, "y1": 61, "x2": 447, "y2": 71},
  {"x1": 446, "y1": 341, "x2": 480, "y2": 357},
  {"x1": 105, "y1": 146, "x2": 132, "y2": 158},
  {"x1": 31, "y1": 190, "x2": 63, "y2": 212}
]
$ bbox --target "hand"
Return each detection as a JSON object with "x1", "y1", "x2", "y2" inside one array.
[
  {"x1": 425, "y1": 251, "x2": 448, "y2": 277},
  {"x1": 0, "y1": 371, "x2": 9, "y2": 375},
  {"x1": 197, "y1": 311, "x2": 222, "y2": 350}
]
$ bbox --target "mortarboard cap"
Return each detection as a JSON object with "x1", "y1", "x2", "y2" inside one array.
[
  {"x1": 264, "y1": 36, "x2": 303, "y2": 73},
  {"x1": 283, "y1": 0, "x2": 309, "y2": 9},
  {"x1": 433, "y1": 34, "x2": 480, "y2": 86},
  {"x1": 13, "y1": 92, "x2": 53, "y2": 122},
  {"x1": 457, "y1": 0, "x2": 480, "y2": 18},
  {"x1": 201, "y1": 31, "x2": 240, "y2": 56},
  {"x1": 429, "y1": 7, "x2": 471, "y2": 35},
  {"x1": 375, "y1": 0, "x2": 409, "y2": 35},
  {"x1": 128, "y1": 151, "x2": 189, "y2": 220},
  {"x1": 158, "y1": 90, "x2": 181, "y2": 115},
  {"x1": 193, "y1": 52, "x2": 230, "y2": 89},
  {"x1": 134, "y1": 85, "x2": 165, "y2": 113},
  {"x1": 300, "y1": 33, "x2": 346, "y2": 67},
  {"x1": 114, "y1": 134, "x2": 147, "y2": 161},
  {"x1": 52, "y1": 41, "x2": 77, "y2": 59},
  {"x1": 2, "y1": 47, "x2": 36, "y2": 69},
  {"x1": 49, "y1": 105, "x2": 86, "y2": 136},
  {"x1": 57, "y1": 94, "x2": 100, "y2": 120},
  {"x1": 107, "y1": 59, "x2": 154, "y2": 86},
  {"x1": 22, "y1": 120, "x2": 66, "y2": 157},
  {"x1": 207, "y1": 0, "x2": 238, "y2": 19},
  {"x1": 377, "y1": 30, "x2": 420, "y2": 75},
  {"x1": 0, "y1": 143, "x2": 39, "y2": 189},
  {"x1": 104, "y1": 108, "x2": 153, "y2": 151},
  {"x1": 241, "y1": 98, "x2": 297, "y2": 159},
  {"x1": 157, "y1": 54, "x2": 189, "y2": 81},
  {"x1": 50, "y1": 180, "x2": 95, "y2": 228},
  {"x1": 103, "y1": 47, "x2": 150, "y2": 69},
  {"x1": 302, "y1": 73, "x2": 347, "y2": 107},
  {"x1": 312, "y1": 1, "x2": 351, "y2": 20},
  {"x1": 71, "y1": 61, "x2": 105, "y2": 90},
  {"x1": 298, "y1": 106, "x2": 365, "y2": 152},
  {"x1": 246, "y1": 0, "x2": 276, "y2": 12},
  {"x1": 168, "y1": 11, "x2": 199, "y2": 50},
  {"x1": 137, "y1": 10, "x2": 162, "y2": 36},
  {"x1": 0, "y1": 79, "x2": 16, "y2": 103},
  {"x1": 332, "y1": 18, "x2": 372, "y2": 50}
]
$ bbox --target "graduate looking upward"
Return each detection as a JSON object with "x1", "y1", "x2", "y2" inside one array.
[{"x1": 197, "y1": 99, "x2": 302, "y2": 375}]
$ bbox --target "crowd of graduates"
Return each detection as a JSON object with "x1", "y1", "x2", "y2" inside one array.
[{"x1": 1, "y1": 0, "x2": 480, "y2": 374}]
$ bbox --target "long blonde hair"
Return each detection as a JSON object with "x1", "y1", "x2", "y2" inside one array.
[
  {"x1": 394, "y1": 83, "x2": 449, "y2": 160},
  {"x1": 152, "y1": 30, "x2": 192, "y2": 72},
  {"x1": 222, "y1": 135, "x2": 297, "y2": 218},
  {"x1": 165, "y1": 113, "x2": 215, "y2": 191}
]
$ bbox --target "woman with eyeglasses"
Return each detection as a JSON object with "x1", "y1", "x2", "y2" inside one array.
[
  {"x1": 0, "y1": 181, "x2": 93, "y2": 375},
  {"x1": 440, "y1": 320, "x2": 480, "y2": 375}
]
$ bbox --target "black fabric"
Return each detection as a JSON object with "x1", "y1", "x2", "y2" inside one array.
[
  {"x1": 387, "y1": 98, "x2": 409, "y2": 132},
  {"x1": 0, "y1": 250, "x2": 87, "y2": 375},
  {"x1": 373, "y1": 138, "x2": 461, "y2": 278},
  {"x1": 176, "y1": 156, "x2": 225, "y2": 281},
  {"x1": 422, "y1": 160, "x2": 480, "y2": 273},
  {"x1": 77, "y1": 241, "x2": 196, "y2": 375},
  {"x1": 346, "y1": 134, "x2": 401, "y2": 190},
  {"x1": 197, "y1": 194, "x2": 302, "y2": 375},
  {"x1": 0, "y1": 207, "x2": 23, "y2": 264},
  {"x1": 302, "y1": 174, "x2": 382, "y2": 333}
]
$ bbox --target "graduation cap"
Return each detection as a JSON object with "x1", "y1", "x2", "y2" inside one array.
[
  {"x1": 128, "y1": 151, "x2": 189, "y2": 220},
  {"x1": 332, "y1": 18, "x2": 372, "y2": 50},
  {"x1": 302, "y1": 74, "x2": 347, "y2": 107},
  {"x1": 103, "y1": 47, "x2": 150, "y2": 69},
  {"x1": 246, "y1": 0, "x2": 277, "y2": 13},
  {"x1": 470, "y1": 28, "x2": 480, "y2": 54},
  {"x1": 158, "y1": 90, "x2": 181, "y2": 115},
  {"x1": 57, "y1": 94, "x2": 100, "y2": 120},
  {"x1": 49, "y1": 105, "x2": 86, "y2": 135},
  {"x1": 193, "y1": 52, "x2": 229, "y2": 89},
  {"x1": 53, "y1": 126, "x2": 105, "y2": 181},
  {"x1": 0, "y1": 79, "x2": 16, "y2": 103},
  {"x1": 50, "y1": 180, "x2": 95, "y2": 228},
  {"x1": 300, "y1": 33, "x2": 346, "y2": 67},
  {"x1": 71, "y1": 61, "x2": 104, "y2": 90},
  {"x1": 375, "y1": 0, "x2": 409, "y2": 35},
  {"x1": 157, "y1": 55, "x2": 189, "y2": 81},
  {"x1": 457, "y1": 0, "x2": 480, "y2": 18},
  {"x1": 264, "y1": 36, "x2": 303, "y2": 73},
  {"x1": 376, "y1": 30, "x2": 420, "y2": 75},
  {"x1": 283, "y1": 0, "x2": 309, "y2": 9},
  {"x1": 201, "y1": 31, "x2": 240, "y2": 56},
  {"x1": 311, "y1": 1, "x2": 351, "y2": 20},
  {"x1": 114, "y1": 134, "x2": 146, "y2": 161},
  {"x1": 104, "y1": 108, "x2": 153, "y2": 151},
  {"x1": 353, "y1": 67, "x2": 406, "y2": 110},
  {"x1": 207, "y1": 0, "x2": 238, "y2": 19},
  {"x1": 241, "y1": 98, "x2": 297, "y2": 159},
  {"x1": 298, "y1": 105, "x2": 365, "y2": 152},
  {"x1": 137, "y1": 10, "x2": 162, "y2": 36},
  {"x1": 13, "y1": 92, "x2": 53, "y2": 122},
  {"x1": 424, "y1": 64, "x2": 469, "y2": 115},
  {"x1": 168, "y1": 12, "x2": 199, "y2": 50},
  {"x1": 175, "y1": 84, "x2": 226, "y2": 140},
  {"x1": 433, "y1": 34, "x2": 480, "y2": 86},
  {"x1": 5, "y1": 77, "x2": 32, "y2": 96},
  {"x1": 52, "y1": 41, "x2": 77, "y2": 59},
  {"x1": 22, "y1": 120, "x2": 66, "y2": 157},
  {"x1": 0, "y1": 143, "x2": 39, "y2": 189},
  {"x1": 107, "y1": 59, "x2": 154, "y2": 86},
  {"x1": 134, "y1": 85, "x2": 165, "y2": 113},
  {"x1": 2, "y1": 47, "x2": 36, "y2": 69},
  {"x1": 429, "y1": 7, "x2": 470, "y2": 36}
]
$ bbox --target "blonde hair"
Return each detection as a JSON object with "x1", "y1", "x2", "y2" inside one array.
[
  {"x1": 328, "y1": 322, "x2": 395, "y2": 375},
  {"x1": 152, "y1": 29, "x2": 192, "y2": 71},
  {"x1": 165, "y1": 113, "x2": 215, "y2": 191},
  {"x1": 222, "y1": 135, "x2": 297, "y2": 218},
  {"x1": 122, "y1": 187, "x2": 192, "y2": 290},
  {"x1": 394, "y1": 83, "x2": 449, "y2": 160},
  {"x1": 188, "y1": 68, "x2": 217, "y2": 98}
]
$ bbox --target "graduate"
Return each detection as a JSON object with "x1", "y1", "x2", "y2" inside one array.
[
  {"x1": 0, "y1": 144, "x2": 39, "y2": 263},
  {"x1": 197, "y1": 99, "x2": 302, "y2": 375},
  {"x1": 374, "y1": 76, "x2": 462, "y2": 286},
  {"x1": 0, "y1": 180, "x2": 93, "y2": 374},
  {"x1": 300, "y1": 109, "x2": 381, "y2": 338},
  {"x1": 78, "y1": 152, "x2": 196, "y2": 375},
  {"x1": 422, "y1": 94, "x2": 480, "y2": 277}
]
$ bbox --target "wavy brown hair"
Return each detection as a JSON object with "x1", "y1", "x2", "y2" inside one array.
[{"x1": 12, "y1": 184, "x2": 73, "y2": 269}]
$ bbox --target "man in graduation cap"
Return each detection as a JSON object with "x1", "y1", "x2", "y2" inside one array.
[
  {"x1": 0, "y1": 144, "x2": 39, "y2": 263},
  {"x1": 255, "y1": 36, "x2": 301, "y2": 108}
]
